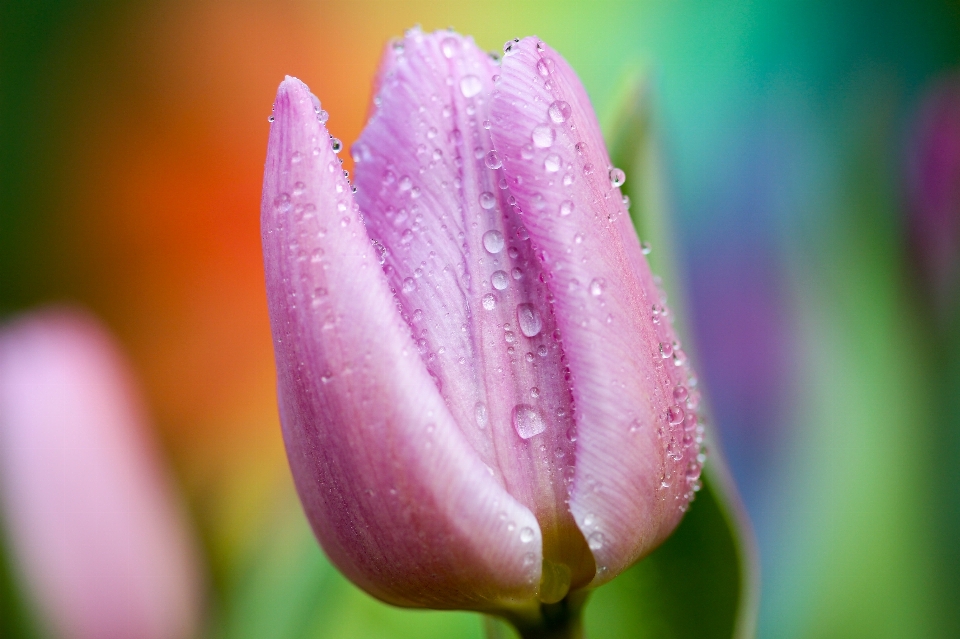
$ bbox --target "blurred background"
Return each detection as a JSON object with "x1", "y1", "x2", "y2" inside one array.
[{"x1": 2, "y1": 0, "x2": 959, "y2": 637}]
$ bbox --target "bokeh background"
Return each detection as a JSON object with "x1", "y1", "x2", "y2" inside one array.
[{"x1": 2, "y1": 1, "x2": 960, "y2": 637}]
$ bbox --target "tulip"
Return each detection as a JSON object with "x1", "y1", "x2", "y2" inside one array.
[
  {"x1": 0, "y1": 309, "x2": 203, "y2": 639},
  {"x1": 261, "y1": 28, "x2": 704, "y2": 633}
]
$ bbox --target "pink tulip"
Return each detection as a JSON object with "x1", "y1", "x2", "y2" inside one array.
[
  {"x1": 0, "y1": 309, "x2": 203, "y2": 639},
  {"x1": 262, "y1": 28, "x2": 703, "y2": 620}
]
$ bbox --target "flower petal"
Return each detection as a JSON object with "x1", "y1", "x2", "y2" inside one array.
[
  {"x1": 491, "y1": 37, "x2": 702, "y2": 584},
  {"x1": 352, "y1": 30, "x2": 594, "y2": 598},
  {"x1": 0, "y1": 309, "x2": 203, "y2": 639},
  {"x1": 261, "y1": 76, "x2": 542, "y2": 608}
]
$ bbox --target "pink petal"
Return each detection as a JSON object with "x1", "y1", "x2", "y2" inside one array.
[
  {"x1": 0, "y1": 309, "x2": 203, "y2": 639},
  {"x1": 491, "y1": 37, "x2": 702, "y2": 585},
  {"x1": 262, "y1": 76, "x2": 542, "y2": 608},
  {"x1": 352, "y1": 29, "x2": 594, "y2": 597}
]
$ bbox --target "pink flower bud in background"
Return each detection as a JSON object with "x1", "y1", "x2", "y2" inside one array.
[
  {"x1": 262, "y1": 29, "x2": 704, "y2": 613},
  {"x1": 906, "y1": 72, "x2": 960, "y2": 313},
  {"x1": 0, "y1": 309, "x2": 204, "y2": 639}
]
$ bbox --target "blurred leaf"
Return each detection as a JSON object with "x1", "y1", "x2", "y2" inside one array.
[
  {"x1": 0, "y1": 513, "x2": 41, "y2": 639},
  {"x1": 585, "y1": 466, "x2": 756, "y2": 639}
]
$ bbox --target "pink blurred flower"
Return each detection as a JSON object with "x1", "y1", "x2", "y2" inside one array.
[
  {"x1": 906, "y1": 72, "x2": 960, "y2": 312},
  {"x1": 0, "y1": 309, "x2": 203, "y2": 639},
  {"x1": 261, "y1": 29, "x2": 704, "y2": 614}
]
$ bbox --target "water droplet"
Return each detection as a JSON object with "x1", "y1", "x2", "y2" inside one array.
[
  {"x1": 318, "y1": 110, "x2": 329, "y2": 124},
  {"x1": 484, "y1": 151, "x2": 502, "y2": 169},
  {"x1": 609, "y1": 167, "x2": 625, "y2": 187},
  {"x1": 491, "y1": 270, "x2": 509, "y2": 290},
  {"x1": 267, "y1": 115, "x2": 275, "y2": 123},
  {"x1": 512, "y1": 404, "x2": 546, "y2": 439},
  {"x1": 588, "y1": 532, "x2": 605, "y2": 550},
  {"x1": 483, "y1": 230, "x2": 505, "y2": 253},
  {"x1": 441, "y1": 36, "x2": 459, "y2": 58},
  {"x1": 559, "y1": 200, "x2": 574, "y2": 216},
  {"x1": 589, "y1": 278, "x2": 605, "y2": 296},
  {"x1": 479, "y1": 191, "x2": 497, "y2": 210},
  {"x1": 659, "y1": 341, "x2": 674, "y2": 358},
  {"x1": 622, "y1": 194, "x2": 631, "y2": 209},
  {"x1": 460, "y1": 75, "x2": 483, "y2": 98},
  {"x1": 475, "y1": 402, "x2": 488, "y2": 428},
  {"x1": 548, "y1": 100, "x2": 572, "y2": 123},
  {"x1": 536, "y1": 58, "x2": 554, "y2": 77},
  {"x1": 512, "y1": 267, "x2": 523, "y2": 280},
  {"x1": 667, "y1": 405, "x2": 685, "y2": 425},
  {"x1": 399, "y1": 175, "x2": 412, "y2": 191},
  {"x1": 402, "y1": 277, "x2": 416, "y2": 293},
  {"x1": 641, "y1": 242, "x2": 652, "y2": 255},
  {"x1": 331, "y1": 138, "x2": 343, "y2": 153},
  {"x1": 516, "y1": 303, "x2": 543, "y2": 337},
  {"x1": 532, "y1": 125, "x2": 556, "y2": 148},
  {"x1": 519, "y1": 527, "x2": 535, "y2": 543},
  {"x1": 673, "y1": 386, "x2": 689, "y2": 402},
  {"x1": 583, "y1": 513, "x2": 596, "y2": 526},
  {"x1": 537, "y1": 344, "x2": 548, "y2": 357},
  {"x1": 544, "y1": 153, "x2": 562, "y2": 173},
  {"x1": 574, "y1": 233, "x2": 584, "y2": 244},
  {"x1": 482, "y1": 293, "x2": 497, "y2": 310},
  {"x1": 582, "y1": 163, "x2": 594, "y2": 176}
]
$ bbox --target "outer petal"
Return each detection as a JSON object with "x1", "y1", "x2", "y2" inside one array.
[
  {"x1": 0, "y1": 309, "x2": 203, "y2": 639},
  {"x1": 352, "y1": 29, "x2": 594, "y2": 599},
  {"x1": 261, "y1": 77, "x2": 541, "y2": 608},
  {"x1": 491, "y1": 38, "x2": 703, "y2": 585}
]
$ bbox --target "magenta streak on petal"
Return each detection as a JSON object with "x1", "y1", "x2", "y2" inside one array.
[
  {"x1": 491, "y1": 37, "x2": 702, "y2": 585},
  {"x1": 353, "y1": 30, "x2": 594, "y2": 594},
  {"x1": 262, "y1": 76, "x2": 542, "y2": 608}
]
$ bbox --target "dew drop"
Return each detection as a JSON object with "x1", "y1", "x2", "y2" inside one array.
[
  {"x1": 532, "y1": 125, "x2": 556, "y2": 148},
  {"x1": 516, "y1": 303, "x2": 543, "y2": 337},
  {"x1": 659, "y1": 341, "x2": 674, "y2": 358},
  {"x1": 544, "y1": 153, "x2": 562, "y2": 173},
  {"x1": 331, "y1": 138, "x2": 343, "y2": 153},
  {"x1": 673, "y1": 386, "x2": 689, "y2": 402},
  {"x1": 589, "y1": 278, "x2": 605, "y2": 296},
  {"x1": 484, "y1": 151, "x2": 502, "y2": 169},
  {"x1": 441, "y1": 36, "x2": 459, "y2": 58},
  {"x1": 460, "y1": 75, "x2": 483, "y2": 98},
  {"x1": 641, "y1": 242, "x2": 652, "y2": 255},
  {"x1": 482, "y1": 293, "x2": 497, "y2": 310},
  {"x1": 479, "y1": 191, "x2": 497, "y2": 210},
  {"x1": 519, "y1": 527, "x2": 535, "y2": 543},
  {"x1": 548, "y1": 100, "x2": 572, "y2": 124},
  {"x1": 667, "y1": 406, "x2": 685, "y2": 425},
  {"x1": 491, "y1": 270, "x2": 509, "y2": 290},
  {"x1": 588, "y1": 532, "x2": 605, "y2": 550},
  {"x1": 267, "y1": 115, "x2": 275, "y2": 123},
  {"x1": 402, "y1": 277, "x2": 417, "y2": 293},
  {"x1": 512, "y1": 267, "x2": 523, "y2": 280},
  {"x1": 483, "y1": 230, "x2": 505, "y2": 254},
  {"x1": 512, "y1": 404, "x2": 546, "y2": 439},
  {"x1": 609, "y1": 167, "x2": 626, "y2": 187}
]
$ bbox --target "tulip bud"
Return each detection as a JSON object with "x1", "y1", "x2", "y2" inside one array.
[
  {"x1": 262, "y1": 29, "x2": 703, "y2": 618},
  {"x1": 0, "y1": 309, "x2": 203, "y2": 639}
]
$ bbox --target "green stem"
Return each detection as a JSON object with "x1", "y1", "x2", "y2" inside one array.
[{"x1": 486, "y1": 593, "x2": 589, "y2": 639}]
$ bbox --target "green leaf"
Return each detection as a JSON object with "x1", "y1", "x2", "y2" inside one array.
[{"x1": 584, "y1": 467, "x2": 757, "y2": 639}]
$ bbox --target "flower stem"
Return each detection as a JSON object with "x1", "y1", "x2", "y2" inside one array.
[{"x1": 487, "y1": 592, "x2": 589, "y2": 639}]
